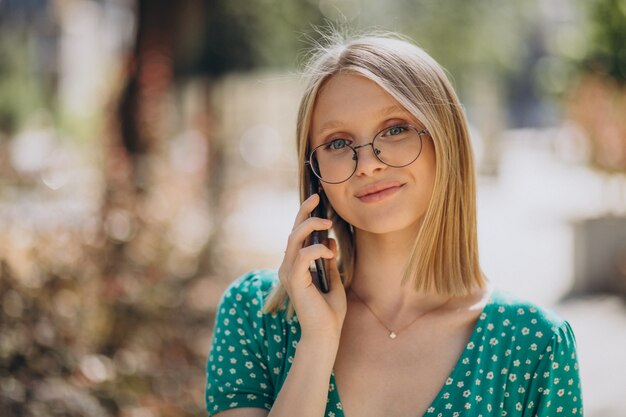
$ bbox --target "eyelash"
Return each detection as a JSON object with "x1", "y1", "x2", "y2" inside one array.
[
  {"x1": 322, "y1": 123, "x2": 409, "y2": 149},
  {"x1": 324, "y1": 137, "x2": 351, "y2": 150}
]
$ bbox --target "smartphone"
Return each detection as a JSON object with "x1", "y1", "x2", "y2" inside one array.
[{"x1": 307, "y1": 171, "x2": 330, "y2": 293}]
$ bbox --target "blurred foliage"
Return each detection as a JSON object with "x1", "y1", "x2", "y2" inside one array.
[
  {"x1": 389, "y1": 1, "x2": 530, "y2": 84},
  {"x1": 567, "y1": 73, "x2": 626, "y2": 173},
  {"x1": 184, "y1": 0, "x2": 554, "y2": 128},
  {"x1": 0, "y1": 32, "x2": 55, "y2": 137},
  {"x1": 582, "y1": 0, "x2": 626, "y2": 85},
  {"x1": 566, "y1": 0, "x2": 626, "y2": 173},
  {"x1": 0, "y1": 220, "x2": 220, "y2": 416},
  {"x1": 183, "y1": 0, "x2": 534, "y2": 97},
  {"x1": 189, "y1": 0, "x2": 325, "y2": 77}
]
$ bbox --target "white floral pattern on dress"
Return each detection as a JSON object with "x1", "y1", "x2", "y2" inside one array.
[{"x1": 205, "y1": 270, "x2": 583, "y2": 417}]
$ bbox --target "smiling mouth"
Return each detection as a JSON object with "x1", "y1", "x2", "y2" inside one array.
[{"x1": 356, "y1": 184, "x2": 404, "y2": 202}]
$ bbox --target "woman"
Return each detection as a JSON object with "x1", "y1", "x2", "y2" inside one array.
[{"x1": 205, "y1": 31, "x2": 583, "y2": 417}]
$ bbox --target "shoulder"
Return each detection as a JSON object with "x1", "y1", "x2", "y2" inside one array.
[
  {"x1": 487, "y1": 288, "x2": 569, "y2": 332},
  {"x1": 468, "y1": 289, "x2": 583, "y2": 413},
  {"x1": 482, "y1": 288, "x2": 576, "y2": 352},
  {"x1": 217, "y1": 269, "x2": 280, "y2": 315},
  {"x1": 222, "y1": 269, "x2": 279, "y2": 301}
]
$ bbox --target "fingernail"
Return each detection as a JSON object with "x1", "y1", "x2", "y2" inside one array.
[{"x1": 323, "y1": 219, "x2": 332, "y2": 225}]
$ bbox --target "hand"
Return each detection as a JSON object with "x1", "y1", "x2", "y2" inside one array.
[{"x1": 278, "y1": 193, "x2": 347, "y2": 341}]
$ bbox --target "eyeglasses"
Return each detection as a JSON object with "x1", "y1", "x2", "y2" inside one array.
[{"x1": 305, "y1": 124, "x2": 429, "y2": 184}]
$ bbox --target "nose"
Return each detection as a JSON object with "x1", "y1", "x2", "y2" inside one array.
[{"x1": 352, "y1": 142, "x2": 387, "y2": 178}]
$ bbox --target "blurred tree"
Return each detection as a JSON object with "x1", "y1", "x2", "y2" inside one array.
[
  {"x1": 190, "y1": 0, "x2": 325, "y2": 76},
  {"x1": 567, "y1": 0, "x2": 626, "y2": 173},
  {"x1": 96, "y1": 1, "x2": 328, "y2": 415},
  {"x1": 566, "y1": 0, "x2": 626, "y2": 297},
  {"x1": 97, "y1": 0, "x2": 202, "y2": 414},
  {"x1": 0, "y1": 1, "x2": 59, "y2": 137},
  {"x1": 583, "y1": 0, "x2": 626, "y2": 85}
]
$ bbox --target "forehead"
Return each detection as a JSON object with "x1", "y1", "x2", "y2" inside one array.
[
  {"x1": 317, "y1": 72, "x2": 394, "y2": 102},
  {"x1": 310, "y1": 73, "x2": 408, "y2": 134}
]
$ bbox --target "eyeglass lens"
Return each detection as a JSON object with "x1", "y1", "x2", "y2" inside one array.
[{"x1": 310, "y1": 125, "x2": 424, "y2": 183}]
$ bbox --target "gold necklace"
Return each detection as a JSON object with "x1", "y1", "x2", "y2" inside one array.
[{"x1": 348, "y1": 287, "x2": 453, "y2": 339}]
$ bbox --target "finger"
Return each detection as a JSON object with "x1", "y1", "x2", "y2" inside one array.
[
  {"x1": 291, "y1": 193, "x2": 321, "y2": 231},
  {"x1": 326, "y1": 239, "x2": 343, "y2": 291},
  {"x1": 290, "y1": 244, "x2": 334, "y2": 290},
  {"x1": 292, "y1": 216, "x2": 332, "y2": 247},
  {"x1": 286, "y1": 242, "x2": 333, "y2": 273},
  {"x1": 284, "y1": 217, "x2": 332, "y2": 262}
]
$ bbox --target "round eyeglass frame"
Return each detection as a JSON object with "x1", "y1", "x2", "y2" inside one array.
[{"x1": 305, "y1": 124, "x2": 430, "y2": 184}]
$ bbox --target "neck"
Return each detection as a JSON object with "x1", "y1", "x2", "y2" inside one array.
[{"x1": 349, "y1": 223, "x2": 452, "y2": 323}]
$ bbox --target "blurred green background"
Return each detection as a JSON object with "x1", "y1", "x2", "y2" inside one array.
[{"x1": 1, "y1": 0, "x2": 626, "y2": 416}]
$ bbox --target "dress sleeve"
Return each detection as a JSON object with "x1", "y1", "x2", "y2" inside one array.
[
  {"x1": 525, "y1": 320, "x2": 583, "y2": 416},
  {"x1": 205, "y1": 273, "x2": 275, "y2": 416}
]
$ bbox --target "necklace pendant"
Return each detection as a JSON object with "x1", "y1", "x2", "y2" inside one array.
[{"x1": 389, "y1": 331, "x2": 397, "y2": 339}]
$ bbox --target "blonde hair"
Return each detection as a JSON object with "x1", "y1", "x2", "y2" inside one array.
[{"x1": 263, "y1": 30, "x2": 487, "y2": 320}]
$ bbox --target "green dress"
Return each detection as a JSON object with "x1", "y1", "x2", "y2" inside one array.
[{"x1": 205, "y1": 270, "x2": 583, "y2": 417}]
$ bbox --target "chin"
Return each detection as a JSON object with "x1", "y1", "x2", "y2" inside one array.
[
  {"x1": 352, "y1": 216, "x2": 418, "y2": 235},
  {"x1": 331, "y1": 197, "x2": 426, "y2": 234}
]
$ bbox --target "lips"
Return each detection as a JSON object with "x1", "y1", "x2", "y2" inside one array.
[{"x1": 355, "y1": 181, "x2": 404, "y2": 198}]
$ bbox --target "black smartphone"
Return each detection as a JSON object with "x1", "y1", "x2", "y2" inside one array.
[{"x1": 307, "y1": 171, "x2": 330, "y2": 293}]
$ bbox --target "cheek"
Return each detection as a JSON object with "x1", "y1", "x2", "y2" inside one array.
[{"x1": 321, "y1": 187, "x2": 351, "y2": 219}]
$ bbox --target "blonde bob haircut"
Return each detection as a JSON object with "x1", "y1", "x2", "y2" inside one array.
[{"x1": 263, "y1": 30, "x2": 487, "y2": 321}]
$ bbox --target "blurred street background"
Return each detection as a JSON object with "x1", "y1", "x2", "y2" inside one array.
[{"x1": 1, "y1": 0, "x2": 625, "y2": 416}]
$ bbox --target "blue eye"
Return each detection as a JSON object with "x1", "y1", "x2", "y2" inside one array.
[
  {"x1": 325, "y1": 139, "x2": 350, "y2": 150},
  {"x1": 385, "y1": 125, "x2": 408, "y2": 136}
]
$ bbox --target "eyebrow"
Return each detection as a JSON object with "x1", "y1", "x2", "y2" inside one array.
[{"x1": 314, "y1": 105, "x2": 408, "y2": 136}]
